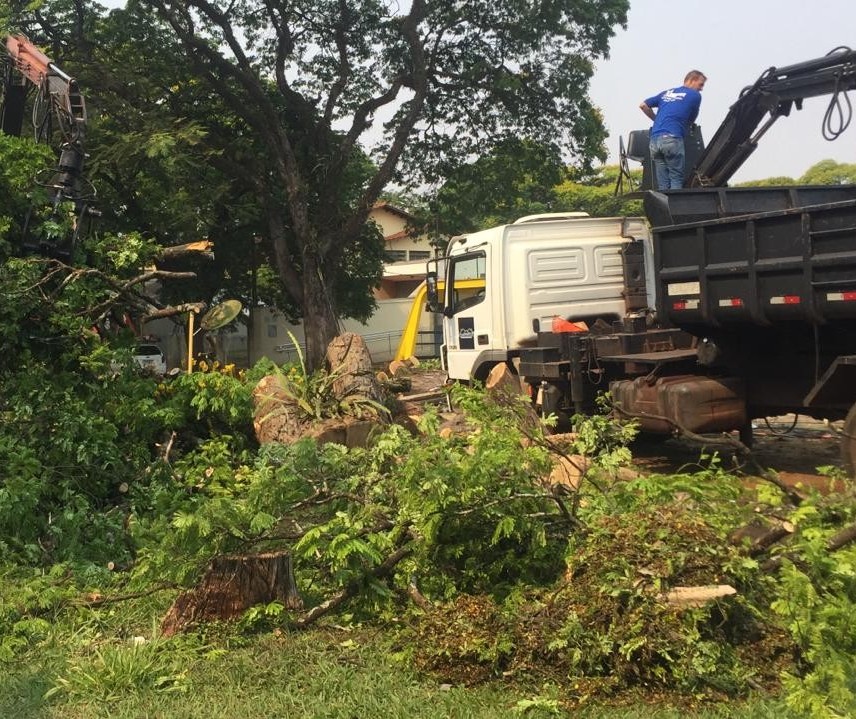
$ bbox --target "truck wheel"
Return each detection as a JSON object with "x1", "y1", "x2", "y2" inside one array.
[{"x1": 841, "y1": 404, "x2": 856, "y2": 478}]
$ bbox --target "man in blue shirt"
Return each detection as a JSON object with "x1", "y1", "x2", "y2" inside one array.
[{"x1": 640, "y1": 71, "x2": 707, "y2": 189}]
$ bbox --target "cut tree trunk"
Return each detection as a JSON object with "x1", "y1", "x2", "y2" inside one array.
[
  {"x1": 161, "y1": 551, "x2": 302, "y2": 637},
  {"x1": 252, "y1": 374, "x2": 309, "y2": 445},
  {"x1": 485, "y1": 362, "x2": 542, "y2": 434},
  {"x1": 731, "y1": 518, "x2": 795, "y2": 556},
  {"x1": 325, "y1": 332, "x2": 385, "y2": 406}
]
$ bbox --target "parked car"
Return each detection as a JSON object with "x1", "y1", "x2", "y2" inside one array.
[{"x1": 133, "y1": 344, "x2": 167, "y2": 376}]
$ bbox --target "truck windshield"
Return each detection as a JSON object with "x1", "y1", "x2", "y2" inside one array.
[{"x1": 448, "y1": 251, "x2": 486, "y2": 314}]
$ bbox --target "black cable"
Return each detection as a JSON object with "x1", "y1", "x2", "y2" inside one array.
[
  {"x1": 821, "y1": 76, "x2": 852, "y2": 141},
  {"x1": 821, "y1": 46, "x2": 854, "y2": 141},
  {"x1": 763, "y1": 414, "x2": 799, "y2": 435}
]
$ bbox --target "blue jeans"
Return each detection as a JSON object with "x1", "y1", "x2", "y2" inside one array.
[{"x1": 650, "y1": 134, "x2": 685, "y2": 190}]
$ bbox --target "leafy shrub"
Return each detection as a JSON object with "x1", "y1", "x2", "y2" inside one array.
[
  {"x1": 770, "y1": 485, "x2": 856, "y2": 718},
  {"x1": 130, "y1": 384, "x2": 577, "y2": 604},
  {"x1": 410, "y1": 455, "x2": 788, "y2": 700}
]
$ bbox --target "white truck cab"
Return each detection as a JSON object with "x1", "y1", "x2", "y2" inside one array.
[{"x1": 429, "y1": 213, "x2": 654, "y2": 382}]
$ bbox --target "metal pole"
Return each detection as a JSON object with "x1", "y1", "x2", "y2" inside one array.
[
  {"x1": 248, "y1": 236, "x2": 261, "y2": 367},
  {"x1": 187, "y1": 310, "x2": 195, "y2": 374}
]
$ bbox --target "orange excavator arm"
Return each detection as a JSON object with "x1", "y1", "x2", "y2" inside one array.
[
  {"x1": 2, "y1": 34, "x2": 92, "y2": 256},
  {"x1": 3, "y1": 34, "x2": 87, "y2": 139},
  {"x1": 5, "y1": 34, "x2": 53, "y2": 85}
]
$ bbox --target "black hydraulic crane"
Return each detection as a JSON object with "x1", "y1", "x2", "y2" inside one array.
[
  {"x1": 690, "y1": 46, "x2": 856, "y2": 188},
  {"x1": 618, "y1": 46, "x2": 856, "y2": 192}
]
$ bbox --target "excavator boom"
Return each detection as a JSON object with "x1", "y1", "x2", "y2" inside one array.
[
  {"x1": 3, "y1": 34, "x2": 87, "y2": 139},
  {"x1": 6, "y1": 34, "x2": 54, "y2": 86},
  {"x1": 1, "y1": 33, "x2": 92, "y2": 257}
]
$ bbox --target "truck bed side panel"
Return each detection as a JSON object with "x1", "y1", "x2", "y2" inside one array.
[{"x1": 655, "y1": 198, "x2": 856, "y2": 328}]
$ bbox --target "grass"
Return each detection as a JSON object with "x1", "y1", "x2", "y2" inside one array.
[{"x1": 2, "y1": 607, "x2": 800, "y2": 719}]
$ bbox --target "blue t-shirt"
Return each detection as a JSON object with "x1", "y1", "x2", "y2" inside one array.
[{"x1": 644, "y1": 85, "x2": 701, "y2": 139}]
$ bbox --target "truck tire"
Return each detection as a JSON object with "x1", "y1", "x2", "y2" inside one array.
[{"x1": 841, "y1": 404, "x2": 856, "y2": 478}]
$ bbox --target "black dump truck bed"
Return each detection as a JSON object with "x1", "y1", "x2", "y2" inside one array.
[{"x1": 646, "y1": 186, "x2": 856, "y2": 330}]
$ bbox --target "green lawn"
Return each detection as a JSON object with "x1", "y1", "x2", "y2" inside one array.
[{"x1": 3, "y1": 622, "x2": 798, "y2": 719}]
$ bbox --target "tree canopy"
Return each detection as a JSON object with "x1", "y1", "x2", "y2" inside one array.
[
  {"x1": 736, "y1": 159, "x2": 856, "y2": 187},
  {"x1": 84, "y1": 0, "x2": 628, "y2": 366},
  {"x1": 3, "y1": 0, "x2": 630, "y2": 365}
]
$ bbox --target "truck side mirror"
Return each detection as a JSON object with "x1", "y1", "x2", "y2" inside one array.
[{"x1": 425, "y1": 270, "x2": 440, "y2": 313}]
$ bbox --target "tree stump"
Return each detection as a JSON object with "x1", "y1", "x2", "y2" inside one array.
[
  {"x1": 485, "y1": 362, "x2": 541, "y2": 432},
  {"x1": 252, "y1": 374, "x2": 309, "y2": 445},
  {"x1": 252, "y1": 333, "x2": 390, "y2": 447},
  {"x1": 161, "y1": 551, "x2": 303, "y2": 637},
  {"x1": 325, "y1": 332, "x2": 385, "y2": 407}
]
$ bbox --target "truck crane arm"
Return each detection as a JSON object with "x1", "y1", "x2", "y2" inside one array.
[
  {"x1": 689, "y1": 46, "x2": 856, "y2": 187},
  {"x1": 1, "y1": 34, "x2": 92, "y2": 255}
]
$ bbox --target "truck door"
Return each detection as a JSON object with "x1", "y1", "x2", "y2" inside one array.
[{"x1": 442, "y1": 249, "x2": 491, "y2": 381}]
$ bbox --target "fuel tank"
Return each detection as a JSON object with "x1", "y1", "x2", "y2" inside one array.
[{"x1": 610, "y1": 375, "x2": 746, "y2": 435}]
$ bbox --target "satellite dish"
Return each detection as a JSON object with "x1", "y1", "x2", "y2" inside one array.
[{"x1": 200, "y1": 299, "x2": 242, "y2": 330}]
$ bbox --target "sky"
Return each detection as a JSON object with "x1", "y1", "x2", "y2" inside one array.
[
  {"x1": 98, "y1": 0, "x2": 854, "y2": 183},
  {"x1": 588, "y1": 0, "x2": 856, "y2": 183}
]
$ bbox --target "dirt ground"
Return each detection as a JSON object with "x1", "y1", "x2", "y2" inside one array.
[
  {"x1": 633, "y1": 416, "x2": 845, "y2": 488},
  {"x1": 400, "y1": 369, "x2": 847, "y2": 484}
]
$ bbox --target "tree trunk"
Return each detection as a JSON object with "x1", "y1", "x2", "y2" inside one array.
[
  {"x1": 302, "y1": 251, "x2": 340, "y2": 371},
  {"x1": 161, "y1": 551, "x2": 302, "y2": 637},
  {"x1": 325, "y1": 332, "x2": 385, "y2": 405}
]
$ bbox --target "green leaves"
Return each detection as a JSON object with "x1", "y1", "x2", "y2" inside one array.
[
  {"x1": 767, "y1": 484, "x2": 856, "y2": 718},
  {"x1": 260, "y1": 332, "x2": 390, "y2": 424}
]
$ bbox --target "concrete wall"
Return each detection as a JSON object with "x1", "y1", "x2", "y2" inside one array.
[
  {"x1": 141, "y1": 315, "x2": 249, "y2": 371},
  {"x1": 249, "y1": 297, "x2": 440, "y2": 366}
]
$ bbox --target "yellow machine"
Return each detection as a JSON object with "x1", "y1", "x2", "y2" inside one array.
[{"x1": 394, "y1": 278, "x2": 484, "y2": 361}]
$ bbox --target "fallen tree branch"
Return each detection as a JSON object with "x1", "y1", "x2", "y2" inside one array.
[
  {"x1": 294, "y1": 543, "x2": 413, "y2": 628},
  {"x1": 142, "y1": 302, "x2": 207, "y2": 321},
  {"x1": 662, "y1": 584, "x2": 737, "y2": 607},
  {"x1": 827, "y1": 521, "x2": 856, "y2": 552},
  {"x1": 157, "y1": 240, "x2": 214, "y2": 261},
  {"x1": 77, "y1": 582, "x2": 180, "y2": 607},
  {"x1": 406, "y1": 578, "x2": 433, "y2": 610},
  {"x1": 762, "y1": 519, "x2": 856, "y2": 572},
  {"x1": 731, "y1": 518, "x2": 796, "y2": 556}
]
